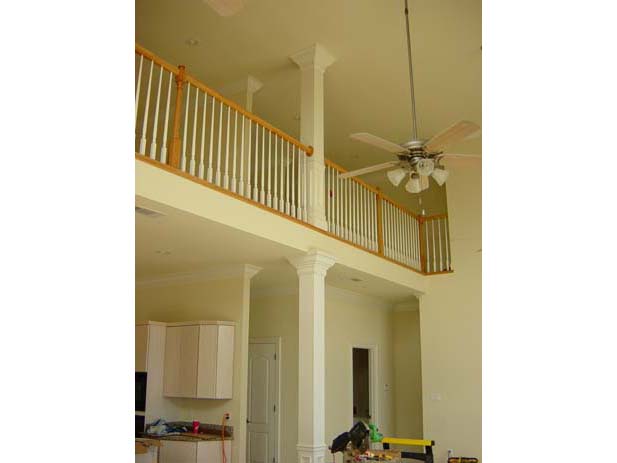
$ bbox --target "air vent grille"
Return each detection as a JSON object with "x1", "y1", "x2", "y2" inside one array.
[{"x1": 135, "y1": 206, "x2": 165, "y2": 218}]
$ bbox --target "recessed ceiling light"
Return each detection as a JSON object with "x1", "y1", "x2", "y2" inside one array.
[
  {"x1": 185, "y1": 38, "x2": 200, "y2": 47},
  {"x1": 155, "y1": 250, "x2": 172, "y2": 255}
]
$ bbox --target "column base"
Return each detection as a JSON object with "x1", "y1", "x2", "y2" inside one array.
[{"x1": 297, "y1": 444, "x2": 328, "y2": 463}]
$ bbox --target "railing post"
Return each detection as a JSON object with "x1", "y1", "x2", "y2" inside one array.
[
  {"x1": 168, "y1": 65, "x2": 186, "y2": 169},
  {"x1": 418, "y1": 216, "x2": 427, "y2": 273},
  {"x1": 376, "y1": 188, "x2": 384, "y2": 256}
]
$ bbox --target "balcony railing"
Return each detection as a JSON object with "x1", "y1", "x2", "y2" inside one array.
[
  {"x1": 325, "y1": 161, "x2": 451, "y2": 274},
  {"x1": 135, "y1": 44, "x2": 452, "y2": 275}
]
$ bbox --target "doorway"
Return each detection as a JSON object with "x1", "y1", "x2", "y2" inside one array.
[
  {"x1": 352, "y1": 346, "x2": 375, "y2": 423},
  {"x1": 247, "y1": 338, "x2": 281, "y2": 463}
]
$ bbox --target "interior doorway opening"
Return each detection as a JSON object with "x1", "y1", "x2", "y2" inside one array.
[{"x1": 352, "y1": 347, "x2": 371, "y2": 422}]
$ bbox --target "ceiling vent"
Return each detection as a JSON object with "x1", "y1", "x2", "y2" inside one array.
[{"x1": 135, "y1": 206, "x2": 165, "y2": 218}]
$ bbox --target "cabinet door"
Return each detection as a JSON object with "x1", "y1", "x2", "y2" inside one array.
[
  {"x1": 159, "y1": 440, "x2": 197, "y2": 463},
  {"x1": 196, "y1": 325, "x2": 218, "y2": 398},
  {"x1": 136, "y1": 325, "x2": 148, "y2": 372},
  {"x1": 215, "y1": 325, "x2": 235, "y2": 398},
  {"x1": 196, "y1": 441, "x2": 231, "y2": 463},
  {"x1": 164, "y1": 326, "x2": 199, "y2": 397}
]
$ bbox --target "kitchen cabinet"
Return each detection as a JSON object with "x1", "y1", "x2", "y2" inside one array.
[
  {"x1": 164, "y1": 321, "x2": 235, "y2": 399},
  {"x1": 135, "y1": 325, "x2": 148, "y2": 372},
  {"x1": 135, "y1": 321, "x2": 167, "y2": 424},
  {"x1": 159, "y1": 440, "x2": 231, "y2": 463}
]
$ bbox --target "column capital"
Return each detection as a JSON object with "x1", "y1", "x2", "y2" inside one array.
[
  {"x1": 289, "y1": 43, "x2": 336, "y2": 73},
  {"x1": 288, "y1": 249, "x2": 336, "y2": 276}
]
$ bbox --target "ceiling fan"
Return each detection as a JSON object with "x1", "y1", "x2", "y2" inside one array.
[{"x1": 340, "y1": 0, "x2": 481, "y2": 193}]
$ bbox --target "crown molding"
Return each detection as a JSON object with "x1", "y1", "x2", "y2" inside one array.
[
  {"x1": 289, "y1": 43, "x2": 336, "y2": 72},
  {"x1": 136, "y1": 264, "x2": 262, "y2": 288},
  {"x1": 326, "y1": 285, "x2": 393, "y2": 311},
  {"x1": 287, "y1": 249, "x2": 336, "y2": 276}
]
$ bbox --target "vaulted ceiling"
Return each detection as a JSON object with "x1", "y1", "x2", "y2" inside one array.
[{"x1": 136, "y1": 0, "x2": 481, "y2": 214}]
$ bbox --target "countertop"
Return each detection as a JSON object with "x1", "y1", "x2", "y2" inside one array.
[{"x1": 146, "y1": 432, "x2": 232, "y2": 442}]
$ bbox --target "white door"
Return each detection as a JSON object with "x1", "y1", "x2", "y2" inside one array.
[{"x1": 247, "y1": 341, "x2": 278, "y2": 463}]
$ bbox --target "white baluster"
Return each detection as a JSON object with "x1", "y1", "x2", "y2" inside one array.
[
  {"x1": 413, "y1": 216, "x2": 419, "y2": 268},
  {"x1": 139, "y1": 59, "x2": 154, "y2": 154},
  {"x1": 160, "y1": 70, "x2": 172, "y2": 164},
  {"x1": 260, "y1": 126, "x2": 266, "y2": 204},
  {"x1": 336, "y1": 171, "x2": 341, "y2": 237},
  {"x1": 207, "y1": 97, "x2": 215, "y2": 182},
  {"x1": 198, "y1": 93, "x2": 207, "y2": 179},
  {"x1": 223, "y1": 106, "x2": 231, "y2": 189},
  {"x1": 279, "y1": 139, "x2": 284, "y2": 211},
  {"x1": 216, "y1": 99, "x2": 223, "y2": 186},
  {"x1": 135, "y1": 54, "x2": 143, "y2": 126},
  {"x1": 189, "y1": 89, "x2": 199, "y2": 175},
  {"x1": 231, "y1": 110, "x2": 238, "y2": 193},
  {"x1": 431, "y1": 220, "x2": 439, "y2": 272},
  {"x1": 290, "y1": 145, "x2": 296, "y2": 218},
  {"x1": 181, "y1": 83, "x2": 190, "y2": 171},
  {"x1": 302, "y1": 152, "x2": 307, "y2": 221},
  {"x1": 246, "y1": 119, "x2": 253, "y2": 198},
  {"x1": 239, "y1": 116, "x2": 245, "y2": 196},
  {"x1": 266, "y1": 131, "x2": 272, "y2": 207},
  {"x1": 405, "y1": 213, "x2": 412, "y2": 266},
  {"x1": 444, "y1": 218, "x2": 451, "y2": 270},
  {"x1": 253, "y1": 123, "x2": 259, "y2": 200},
  {"x1": 273, "y1": 134, "x2": 278, "y2": 209},
  {"x1": 285, "y1": 142, "x2": 291, "y2": 215},
  {"x1": 149, "y1": 64, "x2": 163, "y2": 160},
  {"x1": 425, "y1": 221, "x2": 431, "y2": 273},
  {"x1": 437, "y1": 218, "x2": 443, "y2": 271},
  {"x1": 329, "y1": 167, "x2": 334, "y2": 233}
]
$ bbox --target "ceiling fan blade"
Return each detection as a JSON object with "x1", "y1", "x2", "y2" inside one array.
[
  {"x1": 424, "y1": 121, "x2": 481, "y2": 152},
  {"x1": 439, "y1": 153, "x2": 481, "y2": 159},
  {"x1": 338, "y1": 161, "x2": 401, "y2": 179},
  {"x1": 203, "y1": 0, "x2": 244, "y2": 17},
  {"x1": 350, "y1": 133, "x2": 407, "y2": 154}
]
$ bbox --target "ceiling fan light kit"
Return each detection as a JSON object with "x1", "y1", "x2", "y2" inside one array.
[
  {"x1": 405, "y1": 174, "x2": 423, "y2": 194},
  {"x1": 431, "y1": 166, "x2": 449, "y2": 186},
  {"x1": 341, "y1": 0, "x2": 481, "y2": 194},
  {"x1": 387, "y1": 168, "x2": 407, "y2": 187}
]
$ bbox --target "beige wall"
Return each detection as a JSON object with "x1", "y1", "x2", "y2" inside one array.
[
  {"x1": 419, "y1": 165, "x2": 481, "y2": 461},
  {"x1": 392, "y1": 307, "x2": 424, "y2": 439},
  {"x1": 250, "y1": 284, "x2": 423, "y2": 463},
  {"x1": 135, "y1": 272, "x2": 253, "y2": 463}
]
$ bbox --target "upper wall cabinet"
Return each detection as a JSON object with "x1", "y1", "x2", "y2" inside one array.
[
  {"x1": 136, "y1": 324, "x2": 149, "y2": 372},
  {"x1": 163, "y1": 321, "x2": 235, "y2": 399}
]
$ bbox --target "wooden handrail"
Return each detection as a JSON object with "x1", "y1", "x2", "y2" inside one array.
[
  {"x1": 135, "y1": 43, "x2": 313, "y2": 157},
  {"x1": 135, "y1": 44, "x2": 180, "y2": 75}
]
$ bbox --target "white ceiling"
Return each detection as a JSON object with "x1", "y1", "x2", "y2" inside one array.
[
  {"x1": 136, "y1": 197, "x2": 420, "y2": 303},
  {"x1": 135, "y1": 0, "x2": 481, "y2": 215}
]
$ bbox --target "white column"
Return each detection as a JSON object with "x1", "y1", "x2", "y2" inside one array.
[
  {"x1": 288, "y1": 249, "x2": 336, "y2": 463},
  {"x1": 290, "y1": 44, "x2": 336, "y2": 231}
]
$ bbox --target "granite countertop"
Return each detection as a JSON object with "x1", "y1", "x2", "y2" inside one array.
[{"x1": 151, "y1": 433, "x2": 233, "y2": 442}]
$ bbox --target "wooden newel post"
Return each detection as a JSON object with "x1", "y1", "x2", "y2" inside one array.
[
  {"x1": 418, "y1": 216, "x2": 427, "y2": 273},
  {"x1": 168, "y1": 65, "x2": 186, "y2": 169},
  {"x1": 376, "y1": 188, "x2": 384, "y2": 256}
]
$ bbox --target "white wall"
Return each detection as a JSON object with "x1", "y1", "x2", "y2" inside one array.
[
  {"x1": 135, "y1": 270, "x2": 254, "y2": 463},
  {"x1": 250, "y1": 284, "x2": 423, "y2": 463},
  {"x1": 419, "y1": 165, "x2": 482, "y2": 461},
  {"x1": 392, "y1": 307, "x2": 424, "y2": 439}
]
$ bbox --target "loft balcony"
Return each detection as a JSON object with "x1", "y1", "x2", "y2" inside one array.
[{"x1": 135, "y1": 44, "x2": 452, "y2": 277}]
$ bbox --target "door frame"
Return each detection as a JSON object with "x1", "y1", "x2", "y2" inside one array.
[
  {"x1": 349, "y1": 344, "x2": 379, "y2": 428},
  {"x1": 248, "y1": 337, "x2": 282, "y2": 463}
]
